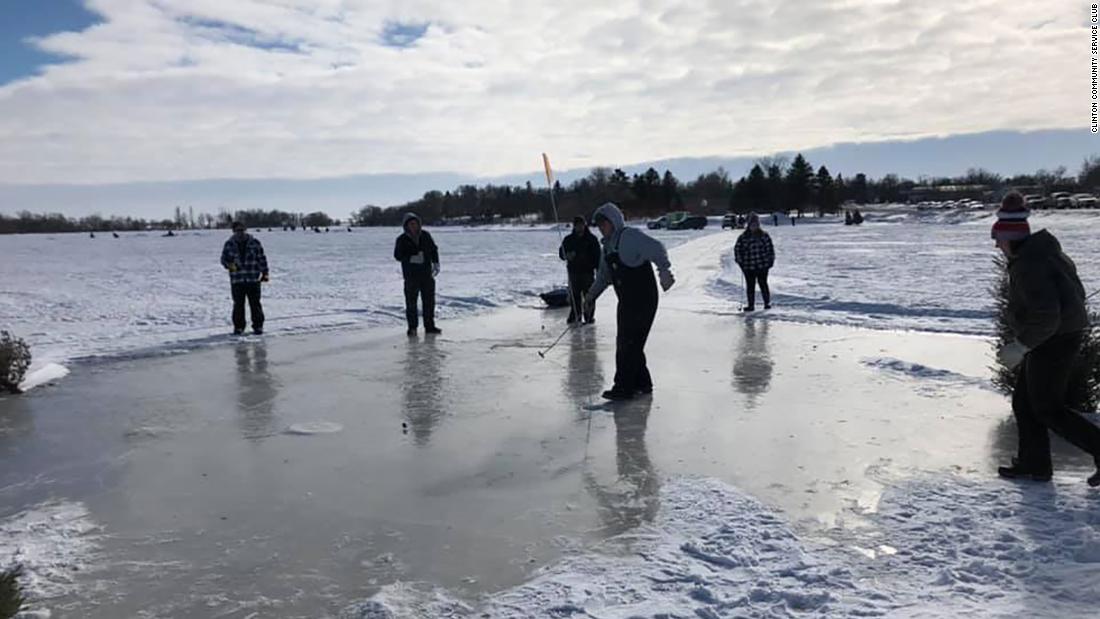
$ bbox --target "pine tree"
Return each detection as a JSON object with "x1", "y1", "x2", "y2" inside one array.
[
  {"x1": 0, "y1": 566, "x2": 23, "y2": 619},
  {"x1": 815, "y1": 166, "x2": 837, "y2": 215},
  {"x1": 745, "y1": 164, "x2": 769, "y2": 213},
  {"x1": 785, "y1": 154, "x2": 814, "y2": 215},
  {"x1": 0, "y1": 331, "x2": 30, "y2": 394},
  {"x1": 991, "y1": 256, "x2": 1100, "y2": 412},
  {"x1": 766, "y1": 164, "x2": 786, "y2": 212}
]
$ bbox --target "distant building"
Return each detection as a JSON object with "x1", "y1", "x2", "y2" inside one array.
[{"x1": 906, "y1": 184, "x2": 994, "y2": 203}]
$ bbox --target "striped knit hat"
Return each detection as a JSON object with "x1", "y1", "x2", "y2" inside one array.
[{"x1": 991, "y1": 192, "x2": 1030, "y2": 241}]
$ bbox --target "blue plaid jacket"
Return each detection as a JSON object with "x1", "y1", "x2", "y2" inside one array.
[
  {"x1": 221, "y1": 234, "x2": 269, "y2": 284},
  {"x1": 734, "y1": 230, "x2": 775, "y2": 272}
]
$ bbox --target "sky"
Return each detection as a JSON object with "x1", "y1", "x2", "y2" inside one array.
[{"x1": 0, "y1": 0, "x2": 1092, "y2": 215}]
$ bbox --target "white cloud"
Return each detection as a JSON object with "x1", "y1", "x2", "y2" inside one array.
[{"x1": 0, "y1": 0, "x2": 1083, "y2": 184}]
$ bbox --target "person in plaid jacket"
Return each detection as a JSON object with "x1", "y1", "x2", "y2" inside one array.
[
  {"x1": 221, "y1": 222, "x2": 269, "y2": 335},
  {"x1": 733, "y1": 213, "x2": 775, "y2": 311}
]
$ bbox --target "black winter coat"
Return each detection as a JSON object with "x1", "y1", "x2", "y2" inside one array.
[
  {"x1": 559, "y1": 230, "x2": 601, "y2": 276},
  {"x1": 1007, "y1": 230, "x2": 1088, "y2": 349},
  {"x1": 394, "y1": 231, "x2": 440, "y2": 280}
]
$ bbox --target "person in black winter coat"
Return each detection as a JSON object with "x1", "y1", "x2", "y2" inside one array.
[
  {"x1": 559, "y1": 215, "x2": 602, "y2": 324},
  {"x1": 734, "y1": 212, "x2": 776, "y2": 311},
  {"x1": 991, "y1": 193, "x2": 1100, "y2": 486},
  {"x1": 394, "y1": 213, "x2": 441, "y2": 336}
]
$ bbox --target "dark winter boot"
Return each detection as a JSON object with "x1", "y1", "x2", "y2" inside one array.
[
  {"x1": 425, "y1": 327, "x2": 442, "y2": 335},
  {"x1": 601, "y1": 388, "x2": 635, "y2": 401},
  {"x1": 997, "y1": 463, "x2": 1052, "y2": 482},
  {"x1": 407, "y1": 328, "x2": 417, "y2": 337},
  {"x1": 742, "y1": 306, "x2": 755, "y2": 312}
]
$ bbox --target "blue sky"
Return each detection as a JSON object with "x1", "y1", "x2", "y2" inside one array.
[
  {"x1": 0, "y1": 0, "x2": 101, "y2": 85},
  {"x1": 0, "y1": 1, "x2": 1090, "y2": 216}
]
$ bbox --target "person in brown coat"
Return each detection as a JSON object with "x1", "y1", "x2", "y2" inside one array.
[{"x1": 992, "y1": 192, "x2": 1100, "y2": 485}]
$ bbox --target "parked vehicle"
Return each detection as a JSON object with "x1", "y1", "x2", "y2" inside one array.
[
  {"x1": 1023, "y1": 194, "x2": 1047, "y2": 209},
  {"x1": 722, "y1": 213, "x2": 736, "y2": 229},
  {"x1": 1050, "y1": 192, "x2": 1073, "y2": 209},
  {"x1": 646, "y1": 216, "x2": 668, "y2": 230},
  {"x1": 1072, "y1": 193, "x2": 1098, "y2": 209},
  {"x1": 666, "y1": 211, "x2": 708, "y2": 230}
]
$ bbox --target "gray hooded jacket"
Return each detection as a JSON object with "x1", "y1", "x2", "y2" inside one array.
[{"x1": 587, "y1": 203, "x2": 672, "y2": 300}]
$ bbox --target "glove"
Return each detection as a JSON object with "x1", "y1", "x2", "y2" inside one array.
[
  {"x1": 227, "y1": 263, "x2": 239, "y2": 273},
  {"x1": 260, "y1": 273, "x2": 270, "y2": 283},
  {"x1": 997, "y1": 341, "x2": 1029, "y2": 370},
  {"x1": 659, "y1": 270, "x2": 675, "y2": 292},
  {"x1": 565, "y1": 252, "x2": 576, "y2": 261},
  {"x1": 432, "y1": 263, "x2": 440, "y2": 278}
]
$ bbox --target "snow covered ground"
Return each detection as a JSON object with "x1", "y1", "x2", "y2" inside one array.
[
  {"x1": 2, "y1": 209, "x2": 1097, "y2": 375},
  {"x1": 352, "y1": 475, "x2": 1100, "y2": 618},
  {"x1": 3, "y1": 209, "x2": 1100, "y2": 617},
  {"x1": 0, "y1": 225, "x2": 706, "y2": 381}
]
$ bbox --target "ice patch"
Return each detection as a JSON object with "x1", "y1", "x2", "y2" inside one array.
[
  {"x1": 0, "y1": 501, "x2": 99, "y2": 611},
  {"x1": 356, "y1": 474, "x2": 1100, "y2": 618},
  {"x1": 285, "y1": 421, "x2": 344, "y2": 435},
  {"x1": 17, "y1": 363, "x2": 70, "y2": 392}
]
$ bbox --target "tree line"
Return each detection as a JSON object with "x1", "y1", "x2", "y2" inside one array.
[
  {"x1": 355, "y1": 155, "x2": 1100, "y2": 226},
  {"x1": 0, "y1": 207, "x2": 339, "y2": 235},
  {"x1": 4, "y1": 156, "x2": 1099, "y2": 233}
]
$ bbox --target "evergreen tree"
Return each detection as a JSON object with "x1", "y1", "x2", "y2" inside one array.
[
  {"x1": 0, "y1": 566, "x2": 24, "y2": 619},
  {"x1": 661, "y1": 170, "x2": 681, "y2": 210},
  {"x1": 766, "y1": 164, "x2": 786, "y2": 212},
  {"x1": 745, "y1": 164, "x2": 769, "y2": 213},
  {"x1": 991, "y1": 255, "x2": 1100, "y2": 412},
  {"x1": 815, "y1": 166, "x2": 838, "y2": 214},
  {"x1": 850, "y1": 173, "x2": 870, "y2": 204},
  {"x1": 785, "y1": 153, "x2": 814, "y2": 214}
]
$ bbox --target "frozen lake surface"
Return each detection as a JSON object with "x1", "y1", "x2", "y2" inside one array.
[{"x1": 3, "y1": 209, "x2": 1100, "y2": 617}]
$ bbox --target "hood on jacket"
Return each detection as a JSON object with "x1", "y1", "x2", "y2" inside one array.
[
  {"x1": 402, "y1": 213, "x2": 422, "y2": 234},
  {"x1": 1013, "y1": 229, "x2": 1058, "y2": 262},
  {"x1": 592, "y1": 203, "x2": 626, "y2": 231}
]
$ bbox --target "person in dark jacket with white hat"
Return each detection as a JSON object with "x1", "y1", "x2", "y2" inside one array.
[
  {"x1": 992, "y1": 192, "x2": 1100, "y2": 486},
  {"x1": 394, "y1": 213, "x2": 441, "y2": 336},
  {"x1": 585, "y1": 203, "x2": 675, "y2": 401}
]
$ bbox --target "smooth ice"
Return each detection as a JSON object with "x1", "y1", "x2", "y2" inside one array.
[{"x1": 1, "y1": 303, "x2": 1073, "y2": 617}]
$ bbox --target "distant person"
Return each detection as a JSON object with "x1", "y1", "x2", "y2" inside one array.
[
  {"x1": 585, "y1": 203, "x2": 675, "y2": 401},
  {"x1": 993, "y1": 193, "x2": 1100, "y2": 486},
  {"x1": 394, "y1": 213, "x2": 441, "y2": 336},
  {"x1": 220, "y1": 222, "x2": 269, "y2": 335},
  {"x1": 734, "y1": 212, "x2": 775, "y2": 311},
  {"x1": 772, "y1": 213, "x2": 779, "y2": 227},
  {"x1": 559, "y1": 215, "x2": 602, "y2": 324}
]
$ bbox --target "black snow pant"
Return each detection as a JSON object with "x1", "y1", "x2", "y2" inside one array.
[
  {"x1": 1013, "y1": 331, "x2": 1100, "y2": 473},
  {"x1": 743, "y1": 269, "x2": 771, "y2": 308},
  {"x1": 231, "y1": 282, "x2": 264, "y2": 332},
  {"x1": 404, "y1": 274, "x2": 436, "y2": 330},
  {"x1": 611, "y1": 262, "x2": 659, "y2": 394},
  {"x1": 567, "y1": 271, "x2": 595, "y2": 323}
]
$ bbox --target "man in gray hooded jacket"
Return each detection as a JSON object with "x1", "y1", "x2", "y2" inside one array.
[{"x1": 585, "y1": 203, "x2": 675, "y2": 401}]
